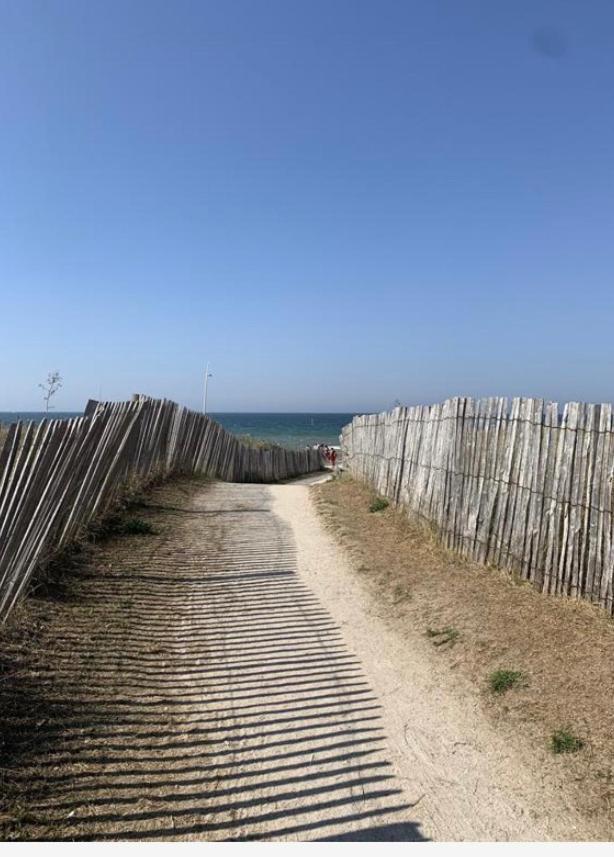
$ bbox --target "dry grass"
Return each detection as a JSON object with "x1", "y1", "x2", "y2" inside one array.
[
  {"x1": 236, "y1": 434, "x2": 281, "y2": 451},
  {"x1": 0, "y1": 479, "x2": 207, "y2": 840},
  {"x1": 314, "y1": 475, "x2": 614, "y2": 820}
]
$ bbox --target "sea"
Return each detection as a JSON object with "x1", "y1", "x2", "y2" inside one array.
[{"x1": 0, "y1": 412, "x2": 357, "y2": 449}]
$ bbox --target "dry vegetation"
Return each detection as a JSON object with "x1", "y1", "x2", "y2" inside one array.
[
  {"x1": 235, "y1": 434, "x2": 280, "y2": 450},
  {"x1": 314, "y1": 474, "x2": 614, "y2": 823},
  {"x1": 3, "y1": 468, "x2": 614, "y2": 837},
  {"x1": 0, "y1": 479, "x2": 205, "y2": 840}
]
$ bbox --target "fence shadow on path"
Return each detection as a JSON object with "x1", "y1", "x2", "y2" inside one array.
[{"x1": 0, "y1": 480, "x2": 427, "y2": 842}]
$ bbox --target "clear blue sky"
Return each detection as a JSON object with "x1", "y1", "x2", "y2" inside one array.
[{"x1": 2, "y1": 0, "x2": 613, "y2": 412}]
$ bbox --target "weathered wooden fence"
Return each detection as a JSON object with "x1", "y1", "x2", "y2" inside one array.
[
  {"x1": 0, "y1": 395, "x2": 321, "y2": 620},
  {"x1": 341, "y1": 397, "x2": 614, "y2": 613}
]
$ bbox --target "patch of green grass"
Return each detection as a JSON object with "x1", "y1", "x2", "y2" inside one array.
[
  {"x1": 118, "y1": 517, "x2": 156, "y2": 536},
  {"x1": 426, "y1": 626, "x2": 459, "y2": 646},
  {"x1": 369, "y1": 497, "x2": 389, "y2": 513},
  {"x1": 488, "y1": 669, "x2": 525, "y2": 694},
  {"x1": 551, "y1": 729, "x2": 584, "y2": 754}
]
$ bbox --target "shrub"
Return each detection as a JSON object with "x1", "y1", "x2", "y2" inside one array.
[
  {"x1": 551, "y1": 729, "x2": 584, "y2": 754},
  {"x1": 118, "y1": 517, "x2": 156, "y2": 536},
  {"x1": 489, "y1": 669, "x2": 524, "y2": 694},
  {"x1": 237, "y1": 434, "x2": 280, "y2": 451},
  {"x1": 369, "y1": 497, "x2": 389, "y2": 513}
]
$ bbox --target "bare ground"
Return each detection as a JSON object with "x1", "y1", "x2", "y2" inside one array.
[
  {"x1": 313, "y1": 474, "x2": 614, "y2": 836},
  {"x1": 0, "y1": 473, "x2": 612, "y2": 840},
  {"x1": 0, "y1": 477, "x2": 420, "y2": 841}
]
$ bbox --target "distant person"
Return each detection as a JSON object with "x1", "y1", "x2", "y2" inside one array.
[{"x1": 330, "y1": 448, "x2": 337, "y2": 469}]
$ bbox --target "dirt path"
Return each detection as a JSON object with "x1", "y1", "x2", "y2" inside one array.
[
  {"x1": 274, "y1": 476, "x2": 614, "y2": 841},
  {"x1": 0, "y1": 476, "x2": 608, "y2": 840}
]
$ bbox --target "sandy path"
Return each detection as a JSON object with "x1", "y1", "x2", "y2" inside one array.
[
  {"x1": 2, "y1": 475, "x2": 606, "y2": 840},
  {"x1": 270, "y1": 474, "x2": 607, "y2": 841}
]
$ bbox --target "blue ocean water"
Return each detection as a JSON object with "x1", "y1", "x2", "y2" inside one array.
[
  {"x1": 0, "y1": 412, "x2": 82, "y2": 424},
  {"x1": 0, "y1": 411, "x2": 355, "y2": 449},
  {"x1": 212, "y1": 413, "x2": 355, "y2": 448}
]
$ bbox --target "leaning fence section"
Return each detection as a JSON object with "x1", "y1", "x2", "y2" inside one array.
[
  {"x1": 0, "y1": 395, "x2": 321, "y2": 620},
  {"x1": 341, "y1": 397, "x2": 614, "y2": 613}
]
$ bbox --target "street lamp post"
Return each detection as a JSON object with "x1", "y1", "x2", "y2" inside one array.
[{"x1": 203, "y1": 363, "x2": 213, "y2": 415}]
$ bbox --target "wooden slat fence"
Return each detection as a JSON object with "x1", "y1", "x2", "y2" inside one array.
[
  {"x1": 0, "y1": 395, "x2": 321, "y2": 620},
  {"x1": 341, "y1": 397, "x2": 614, "y2": 613}
]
